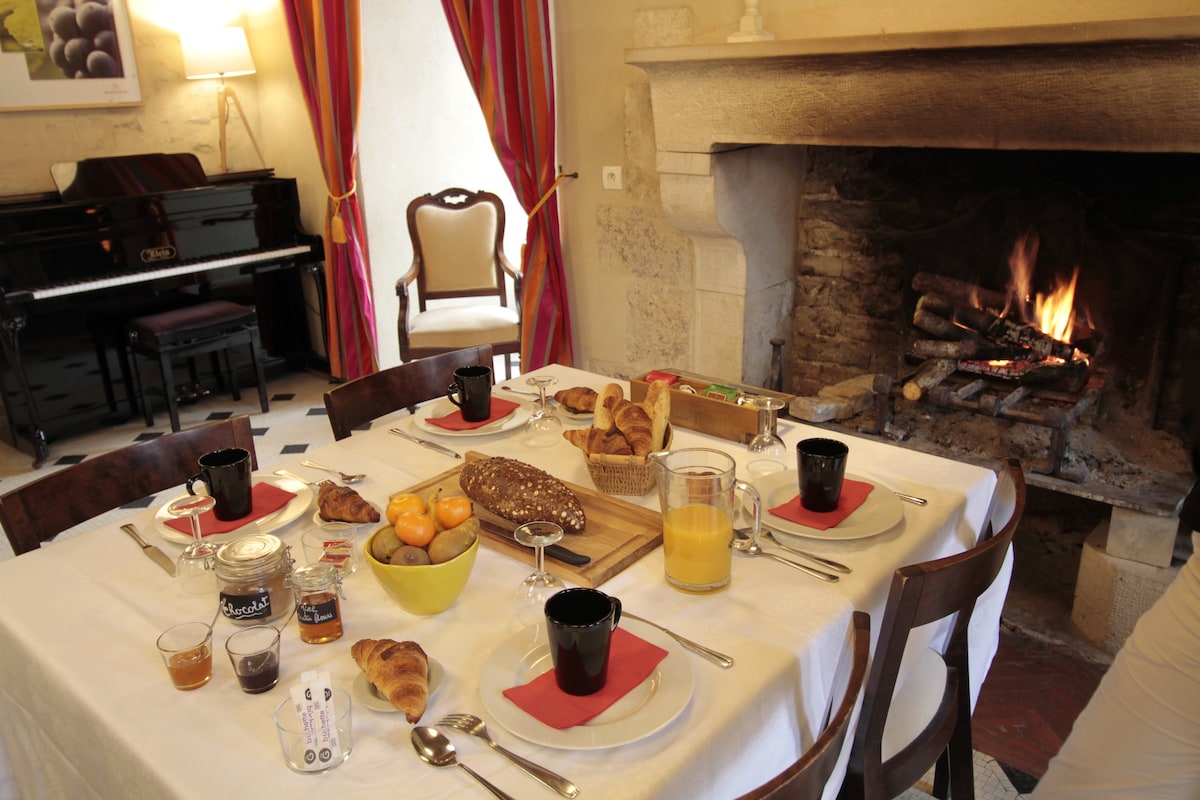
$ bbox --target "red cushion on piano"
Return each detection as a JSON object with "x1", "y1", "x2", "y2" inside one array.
[{"x1": 128, "y1": 301, "x2": 258, "y2": 348}]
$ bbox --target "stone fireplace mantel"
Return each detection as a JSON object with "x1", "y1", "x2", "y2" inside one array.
[{"x1": 626, "y1": 16, "x2": 1200, "y2": 386}]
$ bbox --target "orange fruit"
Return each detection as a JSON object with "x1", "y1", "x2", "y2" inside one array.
[
  {"x1": 434, "y1": 496, "x2": 473, "y2": 530},
  {"x1": 386, "y1": 493, "x2": 426, "y2": 525},
  {"x1": 393, "y1": 511, "x2": 436, "y2": 547}
]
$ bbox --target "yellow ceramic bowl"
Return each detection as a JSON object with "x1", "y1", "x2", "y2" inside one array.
[{"x1": 363, "y1": 527, "x2": 479, "y2": 615}]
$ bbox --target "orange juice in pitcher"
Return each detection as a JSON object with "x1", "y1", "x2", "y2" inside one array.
[{"x1": 652, "y1": 448, "x2": 760, "y2": 593}]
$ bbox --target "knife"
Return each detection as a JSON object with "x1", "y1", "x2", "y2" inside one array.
[
  {"x1": 389, "y1": 428, "x2": 462, "y2": 459},
  {"x1": 120, "y1": 523, "x2": 176, "y2": 576},
  {"x1": 477, "y1": 518, "x2": 591, "y2": 566}
]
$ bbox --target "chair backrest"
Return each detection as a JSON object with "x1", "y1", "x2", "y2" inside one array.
[
  {"x1": 0, "y1": 416, "x2": 257, "y2": 556},
  {"x1": 406, "y1": 188, "x2": 512, "y2": 309},
  {"x1": 322, "y1": 346, "x2": 494, "y2": 441},
  {"x1": 842, "y1": 457, "x2": 1026, "y2": 800},
  {"x1": 738, "y1": 611, "x2": 871, "y2": 800}
]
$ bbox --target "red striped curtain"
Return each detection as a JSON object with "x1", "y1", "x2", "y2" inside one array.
[
  {"x1": 282, "y1": 0, "x2": 378, "y2": 380},
  {"x1": 441, "y1": 0, "x2": 575, "y2": 369}
]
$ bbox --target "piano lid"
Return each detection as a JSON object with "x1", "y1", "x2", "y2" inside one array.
[{"x1": 50, "y1": 153, "x2": 209, "y2": 202}]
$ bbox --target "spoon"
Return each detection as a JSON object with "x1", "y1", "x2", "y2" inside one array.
[
  {"x1": 411, "y1": 726, "x2": 516, "y2": 800},
  {"x1": 733, "y1": 530, "x2": 839, "y2": 583},
  {"x1": 300, "y1": 460, "x2": 365, "y2": 484}
]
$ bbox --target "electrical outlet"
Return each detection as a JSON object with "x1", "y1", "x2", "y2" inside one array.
[{"x1": 602, "y1": 165, "x2": 623, "y2": 190}]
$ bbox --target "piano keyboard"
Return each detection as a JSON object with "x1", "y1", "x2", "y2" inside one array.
[{"x1": 25, "y1": 245, "x2": 314, "y2": 301}]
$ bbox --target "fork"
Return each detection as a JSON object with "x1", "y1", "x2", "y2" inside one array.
[{"x1": 437, "y1": 713, "x2": 580, "y2": 798}]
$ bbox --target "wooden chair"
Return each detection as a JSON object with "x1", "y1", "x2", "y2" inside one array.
[
  {"x1": 398, "y1": 188, "x2": 521, "y2": 378},
  {"x1": 737, "y1": 611, "x2": 872, "y2": 800},
  {"x1": 0, "y1": 416, "x2": 257, "y2": 556},
  {"x1": 839, "y1": 457, "x2": 1026, "y2": 800},
  {"x1": 323, "y1": 346, "x2": 493, "y2": 441}
]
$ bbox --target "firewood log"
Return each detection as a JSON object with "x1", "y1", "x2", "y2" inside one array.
[{"x1": 902, "y1": 358, "x2": 958, "y2": 401}]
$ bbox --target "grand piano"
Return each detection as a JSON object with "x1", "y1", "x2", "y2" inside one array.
[{"x1": 0, "y1": 152, "x2": 324, "y2": 465}]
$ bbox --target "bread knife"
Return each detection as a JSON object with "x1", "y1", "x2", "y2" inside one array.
[{"x1": 477, "y1": 518, "x2": 591, "y2": 566}]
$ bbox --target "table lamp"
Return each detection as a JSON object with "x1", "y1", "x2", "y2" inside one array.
[{"x1": 181, "y1": 26, "x2": 264, "y2": 174}]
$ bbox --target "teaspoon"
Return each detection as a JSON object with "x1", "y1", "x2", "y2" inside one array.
[{"x1": 412, "y1": 726, "x2": 516, "y2": 800}]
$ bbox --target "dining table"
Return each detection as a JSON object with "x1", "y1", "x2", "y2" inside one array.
[{"x1": 0, "y1": 364, "x2": 1008, "y2": 800}]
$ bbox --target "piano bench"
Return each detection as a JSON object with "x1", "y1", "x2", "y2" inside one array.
[{"x1": 126, "y1": 300, "x2": 270, "y2": 432}]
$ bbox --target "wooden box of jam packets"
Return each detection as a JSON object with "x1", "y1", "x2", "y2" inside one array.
[{"x1": 629, "y1": 368, "x2": 794, "y2": 445}]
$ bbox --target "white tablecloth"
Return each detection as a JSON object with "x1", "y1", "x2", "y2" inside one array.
[{"x1": 0, "y1": 365, "x2": 1004, "y2": 800}]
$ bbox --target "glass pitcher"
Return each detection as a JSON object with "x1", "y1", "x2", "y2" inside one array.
[{"x1": 650, "y1": 448, "x2": 761, "y2": 593}]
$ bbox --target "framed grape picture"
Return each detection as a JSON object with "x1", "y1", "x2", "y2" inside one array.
[{"x1": 0, "y1": 0, "x2": 141, "y2": 110}]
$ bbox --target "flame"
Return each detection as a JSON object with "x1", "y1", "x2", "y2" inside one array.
[{"x1": 1005, "y1": 232, "x2": 1080, "y2": 345}]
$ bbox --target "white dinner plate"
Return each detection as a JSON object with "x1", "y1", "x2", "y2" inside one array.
[
  {"x1": 413, "y1": 398, "x2": 530, "y2": 437},
  {"x1": 311, "y1": 510, "x2": 364, "y2": 531},
  {"x1": 154, "y1": 475, "x2": 314, "y2": 545},
  {"x1": 754, "y1": 469, "x2": 905, "y2": 541},
  {"x1": 480, "y1": 618, "x2": 694, "y2": 750},
  {"x1": 354, "y1": 656, "x2": 445, "y2": 714}
]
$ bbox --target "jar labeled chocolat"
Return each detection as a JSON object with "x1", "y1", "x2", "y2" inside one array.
[
  {"x1": 214, "y1": 534, "x2": 293, "y2": 626},
  {"x1": 290, "y1": 562, "x2": 343, "y2": 644}
]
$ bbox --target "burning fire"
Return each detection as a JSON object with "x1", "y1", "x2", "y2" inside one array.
[{"x1": 1004, "y1": 232, "x2": 1084, "y2": 346}]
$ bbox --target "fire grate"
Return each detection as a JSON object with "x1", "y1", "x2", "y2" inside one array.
[{"x1": 873, "y1": 370, "x2": 1105, "y2": 481}]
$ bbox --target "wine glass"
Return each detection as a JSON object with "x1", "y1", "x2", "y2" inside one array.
[
  {"x1": 514, "y1": 521, "x2": 565, "y2": 628},
  {"x1": 745, "y1": 395, "x2": 788, "y2": 476},
  {"x1": 523, "y1": 375, "x2": 563, "y2": 447},
  {"x1": 168, "y1": 495, "x2": 218, "y2": 595}
]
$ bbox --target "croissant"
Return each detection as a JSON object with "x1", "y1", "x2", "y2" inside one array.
[
  {"x1": 554, "y1": 386, "x2": 598, "y2": 414},
  {"x1": 611, "y1": 398, "x2": 654, "y2": 456},
  {"x1": 563, "y1": 426, "x2": 634, "y2": 455},
  {"x1": 318, "y1": 484, "x2": 380, "y2": 523},
  {"x1": 351, "y1": 638, "x2": 428, "y2": 722}
]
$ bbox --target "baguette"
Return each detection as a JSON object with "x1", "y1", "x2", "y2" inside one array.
[
  {"x1": 459, "y1": 456, "x2": 587, "y2": 533},
  {"x1": 593, "y1": 383, "x2": 623, "y2": 432},
  {"x1": 641, "y1": 379, "x2": 671, "y2": 452}
]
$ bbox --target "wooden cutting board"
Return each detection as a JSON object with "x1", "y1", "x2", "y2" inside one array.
[{"x1": 396, "y1": 451, "x2": 662, "y2": 587}]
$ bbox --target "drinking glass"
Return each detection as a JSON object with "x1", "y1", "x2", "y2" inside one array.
[
  {"x1": 745, "y1": 395, "x2": 788, "y2": 475},
  {"x1": 523, "y1": 375, "x2": 562, "y2": 447},
  {"x1": 514, "y1": 520, "x2": 565, "y2": 628},
  {"x1": 169, "y1": 495, "x2": 218, "y2": 595}
]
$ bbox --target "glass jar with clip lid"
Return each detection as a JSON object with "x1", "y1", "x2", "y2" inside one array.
[
  {"x1": 290, "y1": 562, "x2": 344, "y2": 644},
  {"x1": 213, "y1": 534, "x2": 294, "y2": 626}
]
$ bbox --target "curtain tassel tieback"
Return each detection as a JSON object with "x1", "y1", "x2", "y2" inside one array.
[
  {"x1": 527, "y1": 169, "x2": 577, "y2": 220},
  {"x1": 329, "y1": 183, "x2": 357, "y2": 243}
]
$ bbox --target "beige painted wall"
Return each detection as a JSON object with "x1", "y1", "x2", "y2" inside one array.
[{"x1": 1, "y1": 0, "x2": 1193, "y2": 380}]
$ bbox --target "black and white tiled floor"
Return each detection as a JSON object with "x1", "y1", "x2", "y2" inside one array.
[{"x1": 0, "y1": 355, "x2": 1036, "y2": 798}]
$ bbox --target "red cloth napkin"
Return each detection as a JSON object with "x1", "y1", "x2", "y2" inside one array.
[
  {"x1": 768, "y1": 478, "x2": 874, "y2": 530},
  {"x1": 426, "y1": 397, "x2": 520, "y2": 431},
  {"x1": 164, "y1": 482, "x2": 296, "y2": 537},
  {"x1": 502, "y1": 627, "x2": 669, "y2": 729}
]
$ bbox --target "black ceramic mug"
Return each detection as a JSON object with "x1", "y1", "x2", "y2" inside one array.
[
  {"x1": 446, "y1": 364, "x2": 493, "y2": 422},
  {"x1": 544, "y1": 587, "x2": 622, "y2": 696},
  {"x1": 186, "y1": 447, "x2": 252, "y2": 520},
  {"x1": 797, "y1": 438, "x2": 849, "y2": 512}
]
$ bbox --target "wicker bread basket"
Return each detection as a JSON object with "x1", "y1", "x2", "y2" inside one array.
[{"x1": 583, "y1": 424, "x2": 672, "y2": 496}]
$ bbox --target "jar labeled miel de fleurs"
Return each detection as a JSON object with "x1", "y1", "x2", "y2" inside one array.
[
  {"x1": 289, "y1": 562, "x2": 344, "y2": 644},
  {"x1": 214, "y1": 534, "x2": 294, "y2": 626}
]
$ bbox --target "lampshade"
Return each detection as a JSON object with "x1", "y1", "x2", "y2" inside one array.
[{"x1": 182, "y1": 27, "x2": 256, "y2": 80}]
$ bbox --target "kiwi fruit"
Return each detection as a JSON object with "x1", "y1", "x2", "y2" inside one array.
[
  {"x1": 371, "y1": 526, "x2": 402, "y2": 562},
  {"x1": 390, "y1": 545, "x2": 432, "y2": 566}
]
